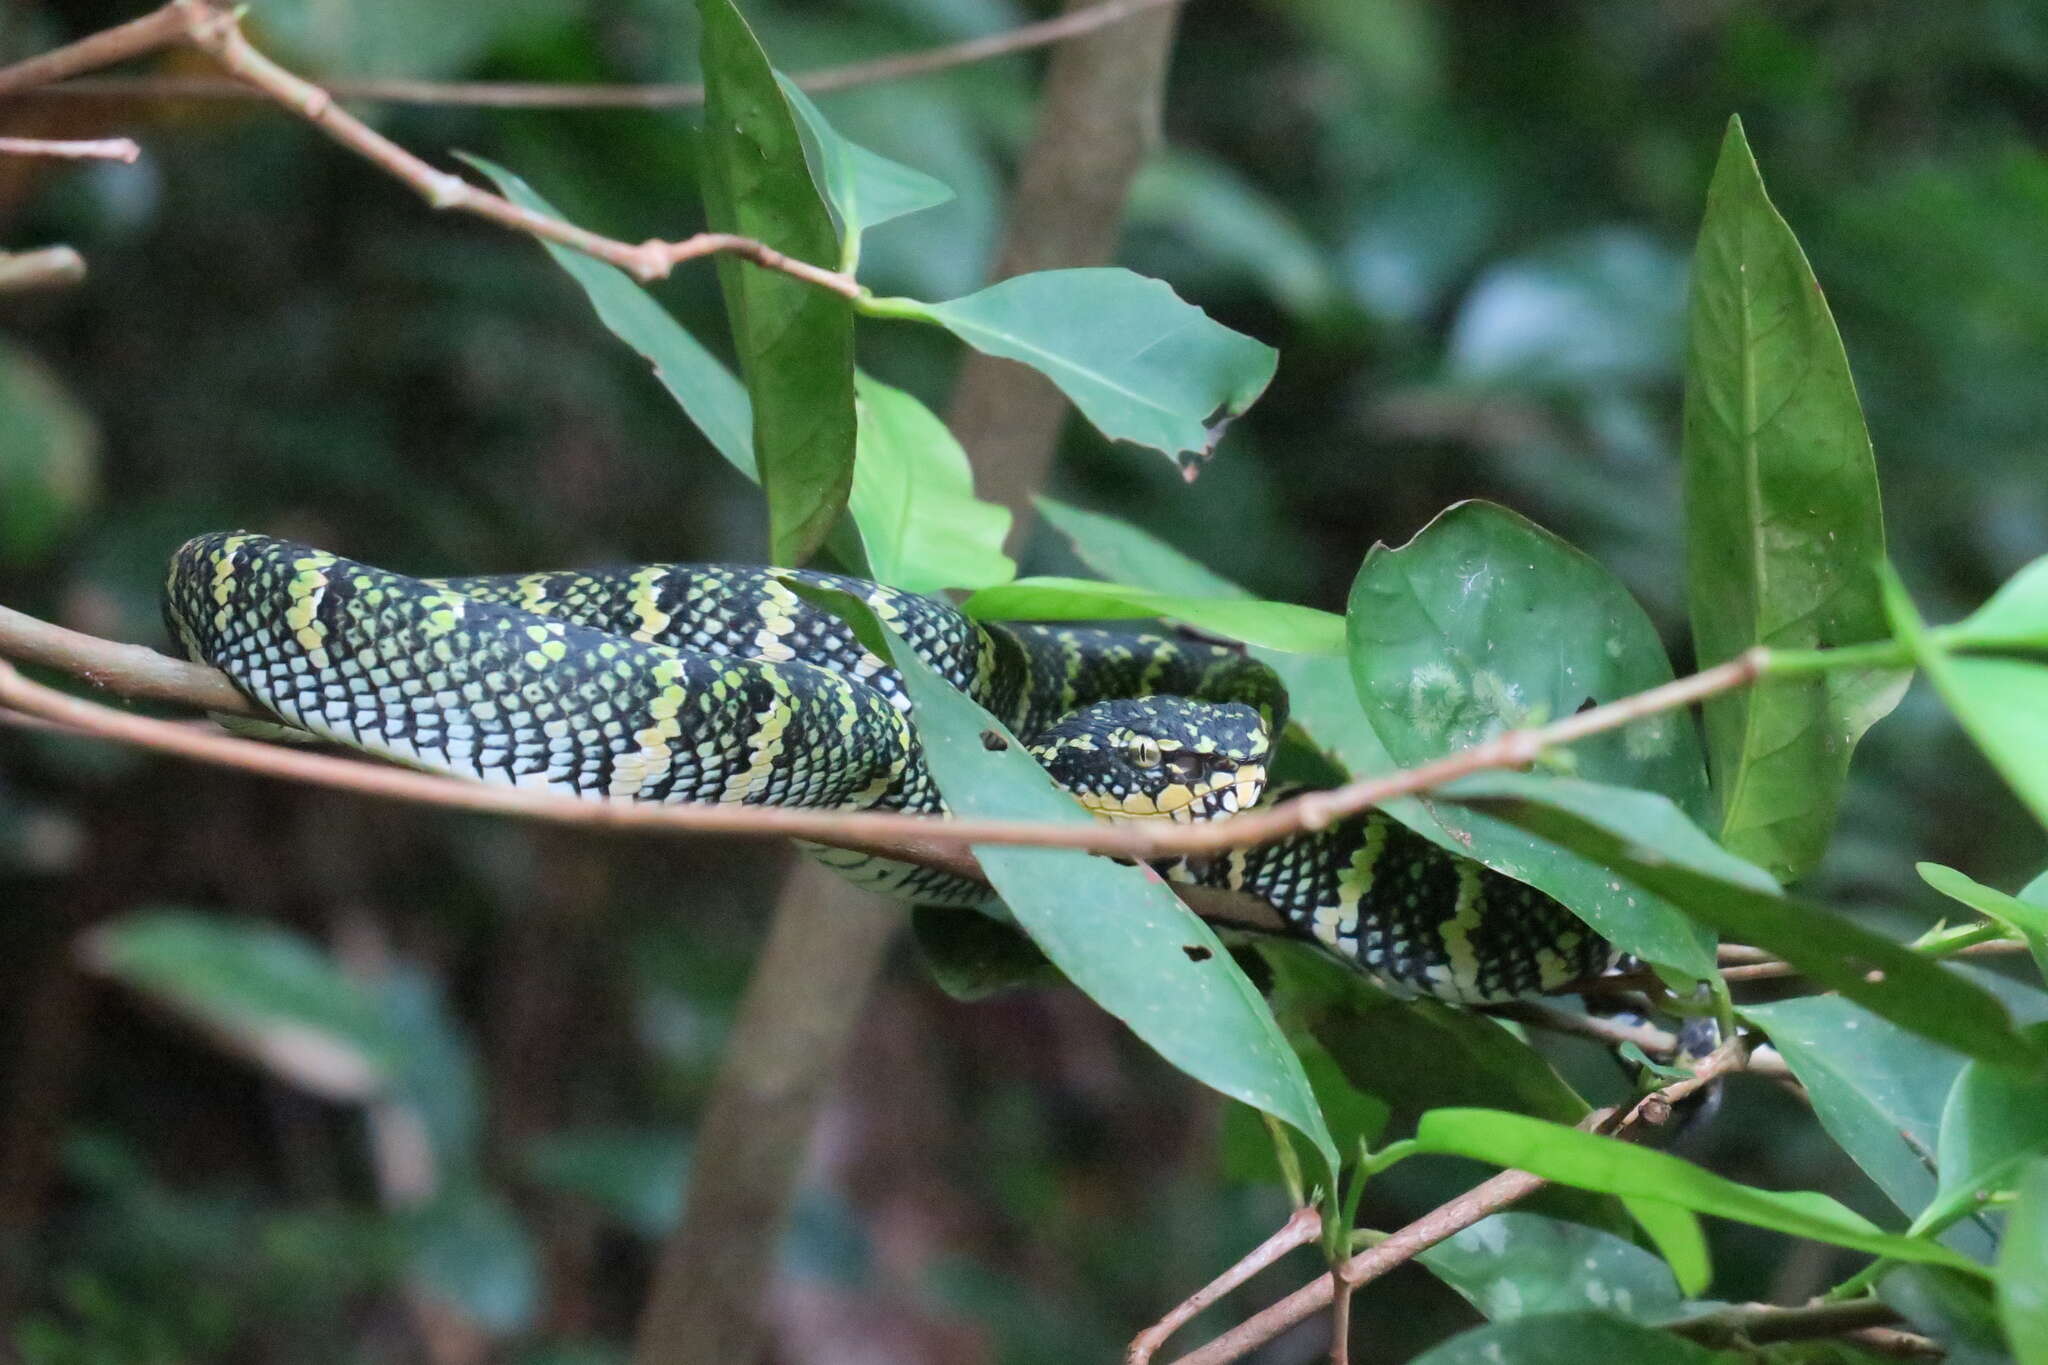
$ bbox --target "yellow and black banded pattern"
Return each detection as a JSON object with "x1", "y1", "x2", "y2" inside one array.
[
  {"x1": 1170, "y1": 802, "x2": 1611, "y2": 1001},
  {"x1": 165, "y1": 532, "x2": 1612, "y2": 1001}
]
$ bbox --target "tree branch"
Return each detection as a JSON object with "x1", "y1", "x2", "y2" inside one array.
[
  {"x1": 1149, "y1": 1039, "x2": 1754, "y2": 1365},
  {"x1": 0, "y1": 135, "x2": 139, "y2": 161},
  {"x1": 1668, "y1": 1299, "x2": 1938, "y2": 1357},
  {"x1": 0, "y1": 246, "x2": 88, "y2": 292},
  {"x1": 11, "y1": 0, "x2": 1188, "y2": 110},
  {"x1": 0, "y1": 603, "x2": 1775, "y2": 865}
]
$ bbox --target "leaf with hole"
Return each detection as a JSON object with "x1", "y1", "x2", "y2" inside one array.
[{"x1": 870, "y1": 270, "x2": 1277, "y2": 471}]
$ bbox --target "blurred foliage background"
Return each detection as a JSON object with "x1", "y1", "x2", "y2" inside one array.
[{"x1": 2, "y1": 0, "x2": 2047, "y2": 1361}]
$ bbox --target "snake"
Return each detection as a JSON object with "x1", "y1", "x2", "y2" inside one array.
[{"x1": 163, "y1": 532, "x2": 1611, "y2": 1002}]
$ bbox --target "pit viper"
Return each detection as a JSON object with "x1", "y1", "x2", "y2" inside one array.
[{"x1": 164, "y1": 532, "x2": 1610, "y2": 1001}]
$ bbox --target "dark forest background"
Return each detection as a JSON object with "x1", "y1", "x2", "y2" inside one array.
[{"x1": 3, "y1": 1, "x2": 2047, "y2": 1361}]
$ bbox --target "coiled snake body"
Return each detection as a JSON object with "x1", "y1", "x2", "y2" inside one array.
[{"x1": 165, "y1": 533, "x2": 1609, "y2": 1001}]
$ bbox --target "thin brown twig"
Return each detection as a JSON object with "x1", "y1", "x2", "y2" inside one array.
[
  {"x1": 1327, "y1": 1278, "x2": 1353, "y2": 1365},
  {"x1": 0, "y1": 246, "x2": 87, "y2": 292},
  {"x1": 1126, "y1": 1205, "x2": 1321, "y2": 1365},
  {"x1": 0, "y1": 4, "x2": 187, "y2": 97},
  {"x1": 0, "y1": 135, "x2": 139, "y2": 161},
  {"x1": 1667, "y1": 1299, "x2": 1935, "y2": 1356},
  {"x1": 10, "y1": 0, "x2": 1189, "y2": 109},
  {"x1": 1488, "y1": 1002, "x2": 1679, "y2": 1057},
  {"x1": 1158, "y1": 1039, "x2": 1753, "y2": 1365},
  {"x1": 0, "y1": 604, "x2": 1774, "y2": 865}
]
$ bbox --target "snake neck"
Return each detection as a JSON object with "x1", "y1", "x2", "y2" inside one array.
[{"x1": 975, "y1": 621, "x2": 1289, "y2": 739}]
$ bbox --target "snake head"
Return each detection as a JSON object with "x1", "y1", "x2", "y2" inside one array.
[{"x1": 1028, "y1": 698, "x2": 1270, "y2": 823}]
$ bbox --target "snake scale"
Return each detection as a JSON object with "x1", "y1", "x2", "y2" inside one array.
[{"x1": 164, "y1": 532, "x2": 1611, "y2": 1002}]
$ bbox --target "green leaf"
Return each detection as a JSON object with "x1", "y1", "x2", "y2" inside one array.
[
  {"x1": 909, "y1": 907, "x2": 1062, "y2": 1001},
  {"x1": 0, "y1": 337, "x2": 99, "y2": 568},
  {"x1": 522, "y1": 1129, "x2": 689, "y2": 1239},
  {"x1": 1441, "y1": 772, "x2": 1753, "y2": 979},
  {"x1": 698, "y1": 0, "x2": 857, "y2": 565},
  {"x1": 1346, "y1": 500, "x2": 1719, "y2": 977},
  {"x1": 1416, "y1": 1212, "x2": 1684, "y2": 1323},
  {"x1": 1265, "y1": 945, "x2": 1586, "y2": 1127},
  {"x1": 466, "y1": 156, "x2": 756, "y2": 479},
  {"x1": 1036, "y1": 496, "x2": 1245, "y2": 597},
  {"x1": 1349, "y1": 500, "x2": 1708, "y2": 815},
  {"x1": 806, "y1": 587, "x2": 1339, "y2": 1187},
  {"x1": 1468, "y1": 794, "x2": 2037, "y2": 1069},
  {"x1": 1680, "y1": 116, "x2": 1905, "y2": 884},
  {"x1": 1884, "y1": 565, "x2": 2048, "y2": 833},
  {"x1": 1879, "y1": 1265, "x2": 2010, "y2": 1365},
  {"x1": 869, "y1": 269, "x2": 1278, "y2": 471},
  {"x1": 1413, "y1": 1108, "x2": 1989, "y2": 1277},
  {"x1": 849, "y1": 373, "x2": 1013, "y2": 593},
  {"x1": 1743, "y1": 997, "x2": 1986, "y2": 1255},
  {"x1": 2000, "y1": 1159, "x2": 2048, "y2": 1365},
  {"x1": 1952, "y1": 555, "x2": 2048, "y2": 651},
  {"x1": 85, "y1": 909, "x2": 400, "y2": 1100},
  {"x1": 1127, "y1": 149, "x2": 1341, "y2": 319},
  {"x1": 963, "y1": 576, "x2": 1344, "y2": 654},
  {"x1": 777, "y1": 75, "x2": 953, "y2": 271},
  {"x1": 1933, "y1": 1022, "x2": 2048, "y2": 1226},
  {"x1": 403, "y1": 1187, "x2": 538, "y2": 1333},
  {"x1": 1918, "y1": 862, "x2": 2048, "y2": 982},
  {"x1": 1407, "y1": 1312, "x2": 1724, "y2": 1365}
]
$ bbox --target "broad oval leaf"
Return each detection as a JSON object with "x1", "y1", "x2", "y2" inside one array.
[
  {"x1": 778, "y1": 75, "x2": 954, "y2": 270},
  {"x1": 85, "y1": 908, "x2": 399, "y2": 1100},
  {"x1": 1348, "y1": 500, "x2": 1718, "y2": 979},
  {"x1": 699, "y1": 0, "x2": 857, "y2": 565},
  {"x1": 1468, "y1": 793, "x2": 2038, "y2": 1069},
  {"x1": 1885, "y1": 565, "x2": 2048, "y2": 834},
  {"x1": 1408, "y1": 1312, "x2": 1721, "y2": 1365},
  {"x1": 1742, "y1": 996, "x2": 1986, "y2": 1255},
  {"x1": 2000, "y1": 1159, "x2": 2048, "y2": 1365},
  {"x1": 1348, "y1": 500, "x2": 1708, "y2": 816},
  {"x1": 1413, "y1": 1108, "x2": 1990, "y2": 1277},
  {"x1": 962, "y1": 576, "x2": 1344, "y2": 654},
  {"x1": 869, "y1": 269, "x2": 1278, "y2": 471},
  {"x1": 1416, "y1": 1212, "x2": 1684, "y2": 1324},
  {"x1": 850, "y1": 373, "x2": 1014, "y2": 593},
  {"x1": 1681, "y1": 116, "x2": 1905, "y2": 883},
  {"x1": 807, "y1": 587, "x2": 1339, "y2": 1187}
]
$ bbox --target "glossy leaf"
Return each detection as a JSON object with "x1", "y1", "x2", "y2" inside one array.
[
  {"x1": 1407, "y1": 1312, "x2": 1722, "y2": 1365},
  {"x1": 1440, "y1": 772, "x2": 1750, "y2": 979},
  {"x1": 1265, "y1": 946, "x2": 1586, "y2": 1127},
  {"x1": 962, "y1": 576, "x2": 1344, "y2": 654},
  {"x1": 849, "y1": 373, "x2": 1014, "y2": 593},
  {"x1": 871, "y1": 269, "x2": 1277, "y2": 471},
  {"x1": 1743, "y1": 996, "x2": 1981, "y2": 1253},
  {"x1": 468, "y1": 157, "x2": 755, "y2": 478},
  {"x1": 1041, "y1": 495, "x2": 1709, "y2": 974},
  {"x1": 1918, "y1": 862, "x2": 2048, "y2": 981},
  {"x1": 811, "y1": 589, "x2": 1339, "y2": 1186},
  {"x1": 1680, "y1": 117, "x2": 1904, "y2": 883},
  {"x1": 1470, "y1": 794, "x2": 2037, "y2": 1068},
  {"x1": 1417, "y1": 1212, "x2": 1683, "y2": 1323},
  {"x1": 1349, "y1": 500, "x2": 1708, "y2": 816},
  {"x1": 1934, "y1": 1022, "x2": 2048, "y2": 1223},
  {"x1": 1414, "y1": 1108, "x2": 1988, "y2": 1276},
  {"x1": 699, "y1": 0, "x2": 857, "y2": 565},
  {"x1": 778, "y1": 75, "x2": 953, "y2": 269},
  {"x1": 2000, "y1": 1158, "x2": 2048, "y2": 1365},
  {"x1": 85, "y1": 909, "x2": 399, "y2": 1101},
  {"x1": 1886, "y1": 566, "x2": 2048, "y2": 832}
]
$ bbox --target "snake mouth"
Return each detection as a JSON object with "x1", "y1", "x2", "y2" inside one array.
[{"x1": 1076, "y1": 764, "x2": 1267, "y2": 824}]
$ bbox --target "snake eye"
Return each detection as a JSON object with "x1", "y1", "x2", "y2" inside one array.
[{"x1": 1127, "y1": 737, "x2": 1163, "y2": 768}]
